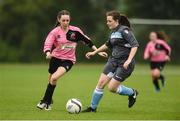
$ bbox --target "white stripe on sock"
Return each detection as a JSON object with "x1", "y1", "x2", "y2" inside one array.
[{"x1": 94, "y1": 87, "x2": 103, "y2": 94}]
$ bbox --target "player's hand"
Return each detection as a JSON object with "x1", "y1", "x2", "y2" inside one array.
[
  {"x1": 85, "y1": 51, "x2": 96, "y2": 59},
  {"x1": 46, "y1": 52, "x2": 52, "y2": 59},
  {"x1": 98, "y1": 52, "x2": 108, "y2": 58},
  {"x1": 123, "y1": 59, "x2": 131, "y2": 70}
]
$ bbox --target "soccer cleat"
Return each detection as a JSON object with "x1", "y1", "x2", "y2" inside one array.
[
  {"x1": 44, "y1": 104, "x2": 52, "y2": 111},
  {"x1": 82, "y1": 107, "x2": 96, "y2": 113},
  {"x1": 37, "y1": 100, "x2": 52, "y2": 111},
  {"x1": 37, "y1": 100, "x2": 47, "y2": 110},
  {"x1": 155, "y1": 87, "x2": 160, "y2": 92},
  {"x1": 128, "y1": 89, "x2": 138, "y2": 108}
]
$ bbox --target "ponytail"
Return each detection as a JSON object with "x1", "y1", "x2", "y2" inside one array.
[
  {"x1": 120, "y1": 15, "x2": 131, "y2": 28},
  {"x1": 156, "y1": 31, "x2": 168, "y2": 42},
  {"x1": 54, "y1": 20, "x2": 60, "y2": 27}
]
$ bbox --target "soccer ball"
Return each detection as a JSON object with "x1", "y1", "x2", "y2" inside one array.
[{"x1": 66, "y1": 98, "x2": 82, "y2": 114}]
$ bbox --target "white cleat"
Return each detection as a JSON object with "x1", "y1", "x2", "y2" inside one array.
[{"x1": 37, "y1": 100, "x2": 52, "y2": 111}]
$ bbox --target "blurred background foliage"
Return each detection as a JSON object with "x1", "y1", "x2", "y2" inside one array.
[{"x1": 0, "y1": 0, "x2": 180, "y2": 64}]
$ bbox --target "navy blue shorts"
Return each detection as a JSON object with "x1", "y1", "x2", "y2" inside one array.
[
  {"x1": 48, "y1": 57, "x2": 73, "y2": 74},
  {"x1": 103, "y1": 58, "x2": 135, "y2": 82}
]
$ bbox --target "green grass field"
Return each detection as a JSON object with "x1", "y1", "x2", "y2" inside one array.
[{"x1": 0, "y1": 63, "x2": 180, "y2": 120}]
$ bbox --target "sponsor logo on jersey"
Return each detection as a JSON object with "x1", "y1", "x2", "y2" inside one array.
[
  {"x1": 61, "y1": 44, "x2": 76, "y2": 49},
  {"x1": 111, "y1": 32, "x2": 122, "y2": 39}
]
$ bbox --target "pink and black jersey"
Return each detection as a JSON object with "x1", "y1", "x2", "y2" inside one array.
[
  {"x1": 43, "y1": 25, "x2": 94, "y2": 63},
  {"x1": 144, "y1": 39, "x2": 171, "y2": 62}
]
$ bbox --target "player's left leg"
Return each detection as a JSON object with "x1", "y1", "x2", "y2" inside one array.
[
  {"x1": 108, "y1": 78, "x2": 138, "y2": 108},
  {"x1": 159, "y1": 74, "x2": 165, "y2": 87},
  {"x1": 158, "y1": 62, "x2": 166, "y2": 87},
  {"x1": 108, "y1": 61, "x2": 138, "y2": 108}
]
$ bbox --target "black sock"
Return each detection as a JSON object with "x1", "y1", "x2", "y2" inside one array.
[
  {"x1": 43, "y1": 83, "x2": 56, "y2": 104},
  {"x1": 159, "y1": 74, "x2": 164, "y2": 81},
  {"x1": 153, "y1": 79, "x2": 160, "y2": 90},
  {"x1": 159, "y1": 74, "x2": 165, "y2": 86}
]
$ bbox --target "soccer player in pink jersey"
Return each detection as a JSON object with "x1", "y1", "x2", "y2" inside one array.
[
  {"x1": 144, "y1": 31, "x2": 171, "y2": 92},
  {"x1": 37, "y1": 10, "x2": 107, "y2": 110}
]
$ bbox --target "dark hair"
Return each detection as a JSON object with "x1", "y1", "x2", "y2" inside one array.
[
  {"x1": 106, "y1": 10, "x2": 131, "y2": 28},
  {"x1": 55, "y1": 10, "x2": 70, "y2": 27},
  {"x1": 156, "y1": 31, "x2": 168, "y2": 42}
]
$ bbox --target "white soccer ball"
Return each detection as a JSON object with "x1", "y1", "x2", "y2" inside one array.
[{"x1": 66, "y1": 98, "x2": 82, "y2": 114}]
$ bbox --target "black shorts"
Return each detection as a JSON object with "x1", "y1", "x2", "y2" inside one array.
[
  {"x1": 103, "y1": 58, "x2": 135, "y2": 82},
  {"x1": 48, "y1": 57, "x2": 73, "y2": 74},
  {"x1": 150, "y1": 61, "x2": 166, "y2": 71}
]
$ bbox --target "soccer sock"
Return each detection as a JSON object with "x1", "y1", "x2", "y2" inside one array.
[
  {"x1": 159, "y1": 74, "x2": 165, "y2": 86},
  {"x1": 43, "y1": 83, "x2": 56, "y2": 104},
  {"x1": 153, "y1": 79, "x2": 160, "y2": 91},
  {"x1": 159, "y1": 74, "x2": 164, "y2": 81},
  {"x1": 116, "y1": 85, "x2": 134, "y2": 96},
  {"x1": 90, "y1": 87, "x2": 103, "y2": 109}
]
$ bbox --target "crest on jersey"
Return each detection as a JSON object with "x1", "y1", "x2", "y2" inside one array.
[
  {"x1": 124, "y1": 30, "x2": 129, "y2": 34},
  {"x1": 70, "y1": 32, "x2": 76, "y2": 40}
]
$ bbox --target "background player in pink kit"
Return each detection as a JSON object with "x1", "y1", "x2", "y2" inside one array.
[
  {"x1": 37, "y1": 10, "x2": 107, "y2": 110},
  {"x1": 144, "y1": 31, "x2": 171, "y2": 92}
]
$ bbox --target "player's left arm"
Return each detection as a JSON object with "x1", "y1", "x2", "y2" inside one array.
[
  {"x1": 122, "y1": 29, "x2": 139, "y2": 69},
  {"x1": 67, "y1": 29, "x2": 107, "y2": 58},
  {"x1": 160, "y1": 42, "x2": 171, "y2": 56}
]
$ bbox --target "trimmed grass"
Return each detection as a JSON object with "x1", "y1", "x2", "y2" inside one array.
[{"x1": 0, "y1": 63, "x2": 180, "y2": 120}]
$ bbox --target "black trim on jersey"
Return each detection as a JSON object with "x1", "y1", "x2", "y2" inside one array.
[
  {"x1": 155, "y1": 43, "x2": 170, "y2": 55},
  {"x1": 66, "y1": 30, "x2": 94, "y2": 48},
  {"x1": 45, "y1": 50, "x2": 50, "y2": 54}
]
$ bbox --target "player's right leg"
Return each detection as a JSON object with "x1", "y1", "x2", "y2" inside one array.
[
  {"x1": 82, "y1": 73, "x2": 111, "y2": 112},
  {"x1": 37, "y1": 58, "x2": 73, "y2": 110},
  {"x1": 151, "y1": 69, "x2": 161, "y2": 92},
  {"x1": 37, "y1": 67, "x2": 66, "y2": 110}
]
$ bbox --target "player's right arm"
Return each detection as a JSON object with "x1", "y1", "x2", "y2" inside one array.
[
  {"x1": 144, "y1": 43, "x2": 151, "y2": 60},
  {"x1": 85, "y1": 44, "x2": 108, "y2": 59},
  {"x1": 43, "y1": 31, "x2": 56, "y2": 59}
]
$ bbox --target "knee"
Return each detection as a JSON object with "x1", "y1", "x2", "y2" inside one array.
[
  {"x1": 152, "y1": 73, "x2": 159, "y2": 79},
  {"x1": 97, "y1": 80, "x2": 106, "y2": 89},
  {"x1": 152, "y1": 71, "x2": 160, "y2": 78},
  {"x1": 50, "y1": 76, "x2": 58, "y2": 84}
]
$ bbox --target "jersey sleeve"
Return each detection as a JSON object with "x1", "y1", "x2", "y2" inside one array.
[
  {"x1": 105, "y1": 38, "x2": 113, "y2": 49},
  {"x1": 66, "y1": 29, "x2": 94, "y2": 48},
  {"x1": 43, "y1": 31, "x2": 56, "y2": 53},
  {"x1": 144, "y1": 42, "x2": 151, "y2": 59},
  {"x1": 158, "y1": 41, "x2": 171, "y2": 56},
  {"x1": 122, "y1": 29, "x2": 139, "y2": 47}
]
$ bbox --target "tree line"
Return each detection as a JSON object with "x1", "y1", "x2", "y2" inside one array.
[{"x1": 0, "y1": 0, "x2": 179, "y2": 64}]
